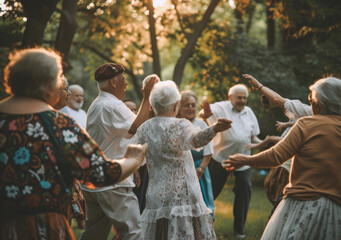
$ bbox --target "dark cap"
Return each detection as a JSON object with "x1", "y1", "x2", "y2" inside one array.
[{"x1": 94, "y1": 63, "x2": 125, "y2": 81}]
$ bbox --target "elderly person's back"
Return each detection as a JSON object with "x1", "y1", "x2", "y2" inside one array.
[
  {"x1": 0, "y1": 48, "x2": 146, "y2": 240},
  {"x1": 224, "y1": 77, "x2": 341, "y2": 240},
  {"x1": 132, "y1": 80, "x2": 232, "y2": 240}
]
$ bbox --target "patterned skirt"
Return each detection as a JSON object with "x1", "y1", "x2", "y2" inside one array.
[
  {"x1": 0, "y1": 212, "x2": 75, "y2": 240},
  {"x1": 261, "y1": 197, "x2": 341, "y2": 240}
]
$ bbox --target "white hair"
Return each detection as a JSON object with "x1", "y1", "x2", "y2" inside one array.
[
  {"x1": 142, "y1": 74, "x2": 160, "y2": 87},
  {"x1": 69, "y1": 84, "x2": 84, "y2": 93},
  {"x1": 309, "y1": 77, "x2": 341, "y2": 116},
  {"x1": 228, "y1": 84, "x2": 249, "y2": 97},
  {"x1": 149, "y1": 80, "x2": 180, "y2": 115}
]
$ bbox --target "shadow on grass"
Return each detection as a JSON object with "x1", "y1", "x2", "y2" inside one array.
[{"x1": 214, "y1": 169, "x2": 273, "y2": 240}]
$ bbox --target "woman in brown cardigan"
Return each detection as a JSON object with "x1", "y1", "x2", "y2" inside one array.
[{"x1": 223, "y1": 77, "x2": 341, "y2": 240}]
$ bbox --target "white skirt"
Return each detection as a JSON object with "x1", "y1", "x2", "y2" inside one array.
[{"x1": 261, "y1": 197, "x2": 341, "y2": 240}]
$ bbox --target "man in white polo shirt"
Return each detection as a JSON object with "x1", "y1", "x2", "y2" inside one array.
[
  {"x1": 80, "y1": 63, "x2": 157, "y2": 240},
  {"x1": 200, "y1": 84, "x2": 261, "y2": 239}
]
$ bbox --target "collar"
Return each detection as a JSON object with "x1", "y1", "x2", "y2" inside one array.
[
  {"x1": 99, "y1": 91, "x2": 119, "y2": 101},
  {"x1": 227, "y1": 101, "x2": 247, "y2": 114}
]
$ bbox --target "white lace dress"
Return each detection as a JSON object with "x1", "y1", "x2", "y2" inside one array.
[{"x1": 132, "y1": 116, "x2": 217, "y2": 240}]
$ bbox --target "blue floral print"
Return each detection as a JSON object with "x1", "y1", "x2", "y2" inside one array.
[{"x1": 13, "y1": 147, "x2": 30, "y2": 165}]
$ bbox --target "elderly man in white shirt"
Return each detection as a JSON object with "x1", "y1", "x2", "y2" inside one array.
[
  {"x1": 80, "y1": 63, "x2": 157, "y2": 240},
  {"x1": 200, "y1": 84, "x2": 261, "y2": 239},
  {"x1": 60, "y1": 84, "x2": 87, "y2": 128}
]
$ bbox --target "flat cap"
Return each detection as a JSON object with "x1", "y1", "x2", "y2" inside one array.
[{"x1": 94, "y1": 63, "x2": 125, "y2": 81}]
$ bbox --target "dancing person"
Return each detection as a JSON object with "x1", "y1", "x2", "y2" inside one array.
[
  {"x1": 178, "y1": 90, "x2": 215, "y2": 219},
  {"x1": 133, "y1": 74, "x2": 161, "y2": 213},
  {"x1": 80, "y1": 63, "x2": 158, "y2": 240},
  {"x1": 0, "y1": 48, "x2": 147, "y2": 240},
  {"x1": 52, "y1": 75, "x2": 87, "y2": 229},
  {"x1": 199, "y1": 84, "x2": 261, "y2": 239},
  {"x1": 133, "y1": 80, "x2": 232, "y2": 239},
  {"x1": 243, "y1": 74, "x2": 313, "y2": 210},
  {"x1": 60, "y1": 84, "x2": 87, "y2": 128},
  {"x1": 223, "y1": 77, "x2": 341, "y2": 240}
]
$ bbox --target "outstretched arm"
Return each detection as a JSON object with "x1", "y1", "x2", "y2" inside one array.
[{"x1": 243, "y1": 74, "x2": 286, "y2": 109}]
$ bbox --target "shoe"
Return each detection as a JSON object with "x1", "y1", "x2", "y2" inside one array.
[{"x1": 235, "y1": 234, "x2": 246, "y2": 239}]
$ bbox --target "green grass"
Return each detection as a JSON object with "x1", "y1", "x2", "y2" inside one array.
[
  {"x1": 214, "y1": 171, "x2": 273, "y2": 240},
  {"x1": 72, "y1": 170, "x2": 272, "y2": 240}
]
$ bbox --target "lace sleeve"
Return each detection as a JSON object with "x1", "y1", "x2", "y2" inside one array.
[
  {"x1": 176, "y1": 119, "x2": 216, "y2": 151},
  {"x1": 191, "y1": 125, "x2": 216, "y2": 149}
]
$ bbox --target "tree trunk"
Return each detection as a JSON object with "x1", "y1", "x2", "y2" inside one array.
[
  {"x1": 147, "y1": 0, "x2": 162, "y2": 79},
  {"x1": 55, "y1": 0, "x2": 78, "y2": 70},
  {"x1": 173, "y1": 0, "x2": 221, "y2": 86},
  {"x1": 267, "y1": 0, "x2": 275, "y2": 49},
  {"x1": 21, "y1": 0, "x2": 59, "y2": 47}
]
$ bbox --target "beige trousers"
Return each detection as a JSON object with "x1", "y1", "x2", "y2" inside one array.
[{"x1": 80, "y1": 187, "x2": 142, "y2": 240}]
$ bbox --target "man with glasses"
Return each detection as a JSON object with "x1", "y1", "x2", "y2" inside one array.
[{"x1": 199, "y1": 83, "x2": 261, "y2": 239}]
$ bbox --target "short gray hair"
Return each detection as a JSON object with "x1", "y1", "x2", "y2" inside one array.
[
  {"x1": 4, "y1": 48, "x2": 62, "y2": 101},
  {"x1": 309, "y1": 77, "x2": 341, "y2": 116},
  {"x1": 228, "y1": 84, "x2": 249, "y2": 97},
  {"x1": 149, "y1": 80, "x2": 180, "y2": 115},
  {"x1": 69, "y1": 84, "x2": 84, "y2": 93}
]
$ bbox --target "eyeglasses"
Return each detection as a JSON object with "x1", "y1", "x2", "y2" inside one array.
[{"x1": 308, "y1": 92, "x2": 312, "y2": 104}]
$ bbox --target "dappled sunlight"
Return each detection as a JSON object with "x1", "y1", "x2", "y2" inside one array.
[{"x1": 215, "y1": 199, "x2": 233, "y2": 215}]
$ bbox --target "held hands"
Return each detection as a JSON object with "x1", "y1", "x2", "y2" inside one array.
[
  {"x1": 124, "y1": 143, "x2": 148, "y2": 165},
  {"x1": 199, "y1": 97, "x2": 213, "y2": 119},
  {"x1": 213, "y1": 118, "x2": 232, "y2": 133},
  {"x1": 243, "y1": 74, "x2": 263, "y2": 90},
  {"x1": 142, "y1": 77, "x2": 159, "y2": 99},
  {"x1": 222, "y1": 153, "x2": 249, "y2": 171}
]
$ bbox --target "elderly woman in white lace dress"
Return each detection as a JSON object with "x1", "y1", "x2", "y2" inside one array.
[{"x1": 132, "y1": 81, "x2": 232, "y2": 240}]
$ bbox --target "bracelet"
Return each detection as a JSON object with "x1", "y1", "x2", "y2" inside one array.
[
  {"x1": 259, "y1": 85, "x2": 264, "y2": 90},
  {"x1": 197, "y1": 167, "x2": 204, "y2": 174}
]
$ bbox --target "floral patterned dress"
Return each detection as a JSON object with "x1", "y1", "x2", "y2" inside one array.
[
  {"x1": 132, "y1": 116, "x2": 217, "y2": 240},
  {"x1": 0, "y1": 110, "x2": 121, "y2": 240}
]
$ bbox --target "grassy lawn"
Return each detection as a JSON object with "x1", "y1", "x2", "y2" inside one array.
[
  {"x1": 214, "y1": 170, "x2": 272, "y2": 240},
  {"x1": 72, "y1": 170, "x2": 272, "y2": 240}
]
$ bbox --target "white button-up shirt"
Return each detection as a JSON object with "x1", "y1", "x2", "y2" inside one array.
[
  {"x1": 60, "y1": 106, "x2": 87, "y2": 129},
  {"x1": 83, "y1": 91, "x2": 136, "y2": 191},
  {"x1": 207, "y1": 101, "x2": 260, "y2": 171}
]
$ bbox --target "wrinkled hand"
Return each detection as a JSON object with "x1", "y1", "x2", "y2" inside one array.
[
  {"x1": 245, "y1": 143, "x2": 257, "y2": 150},
  {"x1": 142, "y1": 76, "x2": 159, "y2": 99},
  {"x1": 243, "y1": 74, "x2": 262, "y2": 90},
  {"x1": 199, "y1": 97, "x2": 213, "y2": 119},
  {"x1": 124, "y1": 143, "x2": 148, "y2": 165},
  {"x1": 196, "y1": 169, "x2": 204, "y2": 179},
  {"x1": 133, "y1": 170, "x2": 141, "y2": 187},
  {"x1": 213, "y1": 118, "x2": 232, "y2": 133},
  {"x1": 222, "y1": 153, "x2": 249, "y2": 171},
  {"x1": 275, "y1": 121, "x2": 286, "y2": 132}
]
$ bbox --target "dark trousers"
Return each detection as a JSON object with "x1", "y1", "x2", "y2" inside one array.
[{"x1": 208, "y1": 158, "x2": 252, "y2": 235}]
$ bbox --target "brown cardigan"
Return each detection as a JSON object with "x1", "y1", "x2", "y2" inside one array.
[{"x1": 247, "y1": 115, "x2": 341, "y2": 205}]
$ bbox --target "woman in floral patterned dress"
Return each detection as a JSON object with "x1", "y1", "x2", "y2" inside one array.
[{"x1": 0, "y1": 48, "x2": 147, "y2": 240}]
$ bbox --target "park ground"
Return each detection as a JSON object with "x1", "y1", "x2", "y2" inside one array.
[{"x1": 72, "y1": 169, "x2": 272, "y2": 240}]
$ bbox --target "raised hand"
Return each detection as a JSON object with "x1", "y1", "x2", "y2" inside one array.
[
  {"x1": 243, "y1": 74, "x2": 263, "y2": 90},
  {"x1": 124, "y1": 143, "x2": 148, "y2": 164},
  {"x1": 213, "y1": 118, "x2": 232, "y2": 133},
  {"x1": 142, "y1": 76, "x2": 159, "y2": 99},
  {"x1": 199, "y1": 97, "x2": 213, "y2": 119}
]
